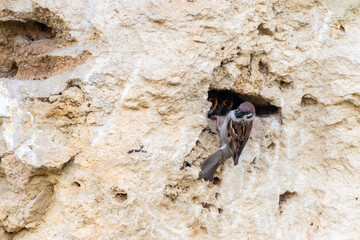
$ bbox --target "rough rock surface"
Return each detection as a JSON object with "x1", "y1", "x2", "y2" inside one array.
[{"x1": 0, "y1": 0, "x2": 360, "y2": 239}]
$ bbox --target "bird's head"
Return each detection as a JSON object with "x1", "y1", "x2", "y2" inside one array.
[
  {"x1": 234, "y1": 102, "x2": 256, "y2": 122},
  {"x1": 207, "y1": 98, "x2": 234, "y2": 117}
]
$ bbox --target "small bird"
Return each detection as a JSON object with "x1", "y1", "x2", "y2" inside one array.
[
  {"x1": 208, "y1": 96, "x2": 234, "y2": 118},
  {"x1": 199, "y1": 101, "x2": 256, "y2": 181}
]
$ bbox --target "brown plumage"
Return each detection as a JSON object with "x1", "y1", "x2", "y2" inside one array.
[{"x1": 199, "y1": 102, "x2": 255, "y2": 181}]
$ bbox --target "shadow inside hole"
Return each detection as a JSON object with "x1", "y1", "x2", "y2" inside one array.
[
  {"x1": 267, "y1": 142, "x2": 275, "y2": 150},
  {"x1": 259, "y1": 61, "x2": 269, "y2": 75},
  {"x1": 301, "y1": 94, "x2": 318, "y2": 107},
  {"x1": 279, "y1": 190, "x2": 297, "y2": 214},
  {"x1": 115, "y1": 192, "x2": 128, "y2": 203},
  {"x1": 207, "y1": 89, "x2": 279, "y2": 117},
  {"x1": 212, "y1": 177, "x2": 221, "y2": 185},
  {"x1": 257, "y1": 23, "x2": 274, "y2": 36},
  {"x1": 180, "y1": 161, "x2": 191, "y2": 170},
  {"x1": 0, "y1": 20, "x2": 56, "y2": 40},
  {"x1": 215, "y1": 193, "x2": 220, "y2": 200},
  {"x1": 279, "y1": 191, "x2": 297, "y2": 206},
  {"x1": 72, "y1": 181, "x2": 81, "y2": 187},
  {"x1": 201, "y1": 202, "x2": 214, "y2": 210},
  {"x1": 0, "y1": 61, "x2": 18, "y2": 78}
]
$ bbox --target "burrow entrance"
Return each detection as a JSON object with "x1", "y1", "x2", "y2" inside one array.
[{"x1": 207, "y1": 89, "x2": 279, "y2": 117}]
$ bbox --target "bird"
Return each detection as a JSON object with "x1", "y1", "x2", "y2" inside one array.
[
  {"x1": 207, "y1": 90, "x2": 243, "y2": 118},
  {"x1": 207, "y1": 96, "x2": 234, "y2": 118},
  {"x1": 199, "y1": 101, "x2": 256, "y2": 181},
  {"x1": 207, "y1": 91, "x2": 243, "y2": 129}
]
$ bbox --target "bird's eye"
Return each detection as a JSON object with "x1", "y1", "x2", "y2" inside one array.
[
  {"x1": 223, "y1": 100, "x2": 233, "y2": 109},
  {"x1": 208, "y1": 98, "x2": 218, "y2": 109}
]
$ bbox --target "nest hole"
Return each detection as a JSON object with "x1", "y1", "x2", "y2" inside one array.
[{"x1": 207, "y1": 89, "x2": 279, "y2": 117}]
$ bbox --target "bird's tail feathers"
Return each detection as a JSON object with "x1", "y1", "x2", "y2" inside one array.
[{"x1": 199, "y1": 148, "x2": 229, "y2": 181}]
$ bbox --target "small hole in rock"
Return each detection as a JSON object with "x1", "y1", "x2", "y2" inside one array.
[
  {"x1": 279, "y1": 191, "x2": 297, "y2": 206},
  {"x1": 201, "y1": 202, "x2": 214, "y2": 210},
  {"x1": 279, "y1": 80, "x2": 293, "y2": 89},
  {"x1": 0, "y1": 19, "x2": 87, "y2": 81},
  {"x1": 0, "y1": 61, "x2": 18, "y2": 78},
  {"x1": 259, "y1": 61, "x2": 269, "y2": 75},
  {"x1": 267, "y1": 142, "x2": 275, "y2": 150},
  {"x1": 215, "y1": 193, "x2": 220, "y2": 200},
  {"x1": 301, "y1": 94, "x2": 318, "y2": 107},
  {"x1": 115, "y1": 192, "x2": 128, "y2": 203},
  {"x1": 279, "y1": 191, "x2": 297, "y2": 214},
  {"x1": 180, "y1": 161, "x2": 191, "y2": 170},
  {"x1": 0, "y1": 20, "x2": 55, "y2": 40},
  {"x1": 310, "y1": 222, "x2": 314, "y2": 226},
  {"x1": 356, "y1": 197, "x2": 358, "y2": 201},
  {"x1": 213, "y1": 177, "x2": 221, "y2": 185},
  {"x1": 73, "y1": 181, "x2": 81, "y2": 187},
  {"x1": 257, "y1": 23, "x2": 273, "y2": 36},
  {"x1": 218, "y1": 208, "x2": 223, "y2": 214},
  {"x1": 221, "y1": 47, "x2": 225, "y2": 50}
]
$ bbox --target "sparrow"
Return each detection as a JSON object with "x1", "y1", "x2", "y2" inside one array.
[{"x1": 199, "y1": 101, "x2": 256, "y2": 181}]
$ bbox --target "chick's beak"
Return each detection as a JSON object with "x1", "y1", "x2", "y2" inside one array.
[{"x1": 208, "y1": 108, "x2": 215, "y2": 117}]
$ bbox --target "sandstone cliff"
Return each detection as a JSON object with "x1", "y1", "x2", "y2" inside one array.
[{"x1": 0, "y1": 0, "x2": 360, "y2": 239}]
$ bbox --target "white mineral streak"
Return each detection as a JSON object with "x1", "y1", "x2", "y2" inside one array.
[{"x1": 0, "y1": 85, "x2": 22, "y2": 151}]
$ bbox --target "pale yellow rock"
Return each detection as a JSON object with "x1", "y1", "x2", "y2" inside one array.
[
  {"x1": 0, "y1": 0, "x2": 359, "y2": 239},
  {"x1": 0, "y1": 227, "x2": 10, "y2": 240}
]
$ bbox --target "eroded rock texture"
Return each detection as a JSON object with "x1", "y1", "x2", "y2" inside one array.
[{"x1": 0, "y1": 0, "x2": 359, "y2": 239}]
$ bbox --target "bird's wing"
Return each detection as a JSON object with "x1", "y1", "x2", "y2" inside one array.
[{"x1": 227, "y1": 120, "x2": 253, "y2": 165}]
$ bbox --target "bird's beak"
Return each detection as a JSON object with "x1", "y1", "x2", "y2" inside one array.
[
  {"x1": 234, "y1": 109, "x2": 244, "y2": 118},
  {"x1": 208, "y1": 109, "x2": 214, "y2": 117},
  {"x1": 246, "y1": 112, "x2": 254, "y2": 118}
]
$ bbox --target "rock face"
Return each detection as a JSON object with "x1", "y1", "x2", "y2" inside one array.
[{"x1": 0, "y1": 0, "x2": 360, "y2": 239}]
